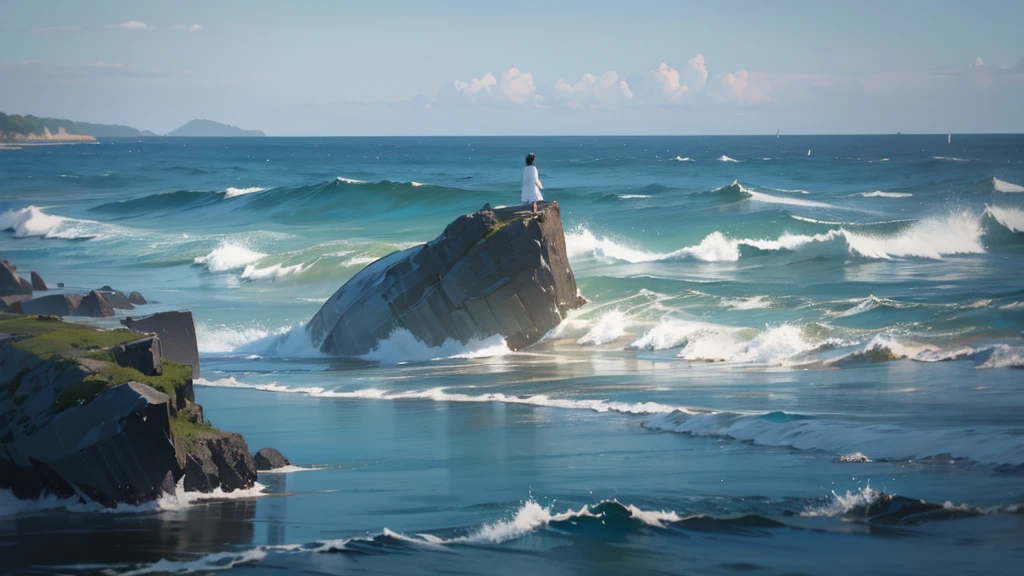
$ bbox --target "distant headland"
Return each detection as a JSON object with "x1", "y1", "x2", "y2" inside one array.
[{"x1": 0, "y1": 111, "x2": 264, "y2": 143}]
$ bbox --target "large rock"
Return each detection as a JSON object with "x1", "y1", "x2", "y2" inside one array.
[
  {"x1": 18, "y1": 277, "x2": 33, "y2": 296},
  {"x1": 308, "y1": 201, "x2": 583, "y2": 355},
  {"x1": 111, "y1": 336, "x2": 163, "y2": 376},
  {"x1": 97, "y1": 288, "x2": 134, "y2": 311},
  {"x1": 0, "y1": 378, "x2": 184, "y2": 506},
  {"x1": 77, "y1": 290, "x2": 115, "y2": 318},
  {"x1": 253, "y1": 447, "x2": 290, "y2": 470},
  {"x1": 0, "y1": 295, "x2": 29, "y2": 314},
  {"x1": 21, "y1": 293, "x2": 84, "y2": 316},
  {"x1": 0, "y1": 261, "x2": 28, "y2": 297},
  {"x1": 184, "y1": 433, "x2": 258, "y2": 493},
  {"x1": 30, "y1": 271, "x2": 47, "y2": 291},
  {"x1": 122, "y1": 310, "x2": 201, "y2": 378},
  {"x1": 129, "y1": 291, "x2": 148, "y2": 306}
]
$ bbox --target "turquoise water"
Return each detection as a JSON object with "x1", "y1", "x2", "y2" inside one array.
[{"x1": 1, "y1": 136, "x2": 1023, "y2": 574}]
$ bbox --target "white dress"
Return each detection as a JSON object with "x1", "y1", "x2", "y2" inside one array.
[{"x1": 521, "y1": 165, "x2": 543, "y2": 203}]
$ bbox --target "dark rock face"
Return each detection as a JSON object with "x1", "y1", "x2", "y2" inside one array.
[
  {"x1": 122, "y1": 310, "x2": 201, "y2": 378},
  {"x1": 842, "y1": 492, "x2": 983, "y2": 525},
  {"x1": 308, "y1": 201, "x2": 583, "y2": 355},
  {"x1": 0, "y1": 295, "x2": 29, "y2": 314},
  {"x1": 0, "y1": 377, "x2": 184, "y2": 506},
  {"x1": 111, "y1": 336, "x2": 163, "y2": 376},
  {"x1": 0, "y1": 261, "x2": 28, "y2": 297},
  {"x1": 253, "y1": 447, "x2": 290, "y2": 470},
  {"x1": 97, "y1": 289, "x2": 134, "y2": 310},
  {"x1": 30, "y1": 271, "x2": 47, "y2": 291},
  {"x1": 184, "y1": 433, "x2": 258, "y2": 493},
  {"x1": 129, "y1": 291, "x2": 148, "y2": 306},
  {"x1": 21, "y1": 294, "x2": 84, "y2": 316},
  {"x1": 18, "y1": 277, "x2": 33, "y2": 296},
  {"x1": 78, "y1": 290, "x2": 115, "y2": 318}
]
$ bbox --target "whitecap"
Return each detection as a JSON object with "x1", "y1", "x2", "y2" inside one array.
[
  {"x1": 857, "y1": 191, "x2": 913, "y2": 198},
  {"x1": 576, "y1": 310, "x2": 628, "y2": 345},
  {"x1": 718, "y1": 155, "x2": 741, "y2": 163},
  {"x1": 223, "y1": 186, "x2": 266, "y2": 198},
  {"x1": 993, "y1": 177, "x2": 1024, "y2": 193},
  {"x1": 985, "y1": 205, "x2": 1024, "y2": 232},
  {"x1": 194, "y1": 241, "x2": 266, "y2": 272},
  {"x1": 336, "y1": 176, "x2": 367, "y2": 184},
  {"x1": 240, "y1": 262, "x2": 304, "y2": 281},
  {"x1": 0, "y1": 205, "x2": 117, "y2": 240},
  {"x1": 360, "y1": 328, "x2": 511, "y2": 362},
  {"x1": 673, "y1": 156, "x2": 693, "y2": 162}
]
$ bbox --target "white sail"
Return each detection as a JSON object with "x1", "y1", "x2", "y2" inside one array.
[
  {"x1": 776, "y1": 129, "x2": 780, "y2": 138},
  {"x1": 948, "y1": 131, "x2": 951, "y2": 144},
  {"x1": 807, "y1": 149, "x2": 811, "y2": 156}
]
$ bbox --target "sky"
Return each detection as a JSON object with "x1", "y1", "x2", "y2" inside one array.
[{"x1": 1, "y1": 0, "x2": 1023, "y2": 135}]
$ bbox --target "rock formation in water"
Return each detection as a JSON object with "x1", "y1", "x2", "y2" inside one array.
[
  {"x1": 308, "y1": 201, "x2": 584, "y2": 356},
  {"x1": 0, "y1": 313, "x2": 257, "y2": 506}
]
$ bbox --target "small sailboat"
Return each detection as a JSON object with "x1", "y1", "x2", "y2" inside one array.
[
  {"x1": 807, "y1": 149, "x2": 811, "y2": 156},
  {"x1": 776, "y1": 129, "x2": 780, "y2": 139},
  {"x1": 948, "y1": 130, "x2": 951, "y2": 144}
]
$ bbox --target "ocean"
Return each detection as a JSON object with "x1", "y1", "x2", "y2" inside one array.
[{"x1": 1, "y1": 135, "x2": 1023, "y2": 575}]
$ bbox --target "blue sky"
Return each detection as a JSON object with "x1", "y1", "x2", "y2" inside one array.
[{"x1": 2, "y1": 0, "x2": 1023, "y2": 135}]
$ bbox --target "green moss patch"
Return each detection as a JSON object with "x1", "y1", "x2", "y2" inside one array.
[
  {"x1": 55, "y1": 357, "x2": 193, "y2": 412},
  {"x1": 171, "y1": 417, "x2": 215, "y2": 450},
  {"x1": 0, "y1": 315, "x2": 139, "y2": 360}
]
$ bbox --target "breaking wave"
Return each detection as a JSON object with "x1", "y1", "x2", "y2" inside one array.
[
  {"x1": 193, "y1": 241, "x2": 266, "y2": 272},
  {"x1": 857, "y1": 191, "x2": 913, "y2": 198},
  {"x1": 643, "y1": 410, "x2": 1024, "y2": 466},
  {"x1": 985, "y1": 205, "x2": 1024, "y2": 233},
  {"x1": 223, "y1": 186, "x2": 266, "y2": 198},
  {"x1": 673, "y1": 156, "x2": 693, "y2": 162},
  {"x1": 360, "y1": 329, "x2": 512, "y2": 362},
  {"x1": 0, "y1": 205, "x2": 126, "y2": 240},
  {"x1": 993, "y1": 178, "x2": 1024, "y2": 192},
  {"x1": 718, "y1": 155, "x2": 741, "y2": 163}
]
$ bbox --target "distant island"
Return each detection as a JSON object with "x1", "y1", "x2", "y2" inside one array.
[
  {"x1": 0, "y1": 112, "x2": 154, "y2": 143},
  {"x1": 0, "y1": 112, "x2": 265, "y2": 143},
  {"x1": 166, "y1": 119, "x2": 265, "y2": 137}
]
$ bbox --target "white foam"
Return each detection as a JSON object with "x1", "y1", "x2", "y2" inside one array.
[
  {"x1": 718, "y1": 155, "x2": 741, "y2": 163},
  {"x1": 858, "y1": 191, "x2": 913, "y2": 198},
  {"x1": 196, "y1": 377, "x2": 698, "y2": 416},
  {"x1": 617, "y1": 194, "x2": 652, "y2": 199},
  {"x1": 673, "y1": 156, "x2": 693, "y2": 162},
  {"x1": 456, "y1": 501, "x2": 596, "y2": 543},
  {"x1": 336, "y1": 177, "x2": 366, "y2": 184},
  {"x1": 993, "y1": 177, "x2": 1024, "y2": 193},
  {"x1": 576, "y1": 310, "x2": 628, "y2": 345},
  {"x1": 739, "y1": 183, "x2": 834, "y2": 208},
  {"x1": 565, "y1": 227, "x2": 663, "y2": 263},
  {"x1": 630, "y1": 319, "x2": 740, "y2": 351},
  {"x1": 342, "y1": 255, "x2": 379, "y2": 267},
  {"x1": 932, "y1": 156, "x2": 970, "y2": 162},
  {"x1": 802, "y1": 484, "x2": 879, "y2": 517},
  {"x1": 240, "y1": 262, "x2": 304, "y2": 281},
  {"x1": 257, "y1": 465, "x2": 324, "y2": 474},
  {"x1": 194, "y1": 242, "x2": 266, "y2": 272},
  {"x1": 837, "y1": 452, "x2": 873, "y2": 463},
  {"x1": 985, "y1": 205, "x2": 1024, "y2": 233},
  {"x1": 720, "y1": 296, "x2": 772, "y2": 310},
  {"x1": 410, "y1": 181, "x2": 425, "y2": 187},
  {"x1": 0, "y1": 205, "x2": 115, "y2": 240},
  {"x1": 678, "y1": 323, "x2": 829, "y2": 364},
  {"x1": 360, "y1": 328, "x2": 512, "y2": 363},
  {"x1": 224, "y1": 186, "x2": 266, "y2": 198},
  {"x1": 118, "y1": 548, "x2": 269, "y2": 575},
  {"x1": 977, "y1": 345, "x2": 1024, "y2": 369}
]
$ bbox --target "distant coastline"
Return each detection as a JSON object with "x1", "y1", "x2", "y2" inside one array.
[{"x1": 0, "y1": 111, "x2": 264, "y2": 142}]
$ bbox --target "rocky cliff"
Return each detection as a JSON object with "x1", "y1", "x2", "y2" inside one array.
[
  {"x1": 308, "y1": 201, "x2": 584, "y2": 356},
  {"x1": 0, "y1": 314, "x2": 257, "y2": 506}
]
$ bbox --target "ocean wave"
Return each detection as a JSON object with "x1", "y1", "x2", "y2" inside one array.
[
  {"x1": 617, "y1": 194, "x2": 653, "y2": 199},
  {"x1": 240, "y1": 262, "x2": 304, "y2": 281},
  {"x1": 196, "y1": 377, "x2": 702, "y2": 415},
  {"x1": 673, "y1": 156, "x2": 693, "y2": 162},
  {"x1": 224, "y1": 186, "x2": 267, "y2": 198},
  {"x1": 193, "y1": 241, "x2": 266, "y2": 272},
  {"x1": 576, "y1": 310, "x2": 629, "y2": 345},
  {"x1": 993, "y1": 177, "x2": 1024, "y2": 193},
  {"x1": 857, "y1": 191, "x2": 914, "y2": 198},
  {"x1": 643, "y1": 409, "x2": 1024, "y2": 465},
  {"x1": 720, "y1": 295, "x2": 773, "y2": 310},
  {"x1": 360, "y1": 328, "x2": 512, "y2": 362},
  {"x1": 985, "y1": 205, "x2": 1024, "y2": 233},
  {"x1": 568, "y1": 209, "x2": 993, "y2": 264},
  {"x1": 718, "y1": 155, "x2": 741, "y2": 163},
  {"x1": 0, "y1": 205, "x2": 121, "y2": 240},
  {"x1": 336, "y1": 176, "x2": 367, "y2": 184},
  {"x1": 932, "y1": 156, "x2": 970, "y2": 162}
]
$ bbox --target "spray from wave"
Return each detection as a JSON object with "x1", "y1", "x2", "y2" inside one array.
[
  {"x1": 194, "y1": 241, "x2": 266, "y2": 272},
  {"x1": 0, "y1": 205, "x2": 124, "y2": 240},
  {"x1": 718, "y1": 155, "x2": 741, "y2": 163},
  {"x1": 224, "y1": 186, "x2": 267, "y2": 198},
  {"x1": 993, "y1": 177, "x2": 1024, "y2": 193}
]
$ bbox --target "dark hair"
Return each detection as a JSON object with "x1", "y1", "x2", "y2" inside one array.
[{"x1": 525, "y1": 153, "x2": 535, "y2": 166}]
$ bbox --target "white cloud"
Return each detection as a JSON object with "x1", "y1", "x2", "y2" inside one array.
[
  {"x1": 107, "y1": 21, "x2": 155, "y2": 31},
  {"x1": 708, "y1": 69, "x2": 770, "y2": 103},
  {"x1": 646, "y1": 55, "x2": 708, "y2": 103},
  {"x1": 972, "y1": 57, "x2": 984, "y2": 68},
  {"x1": 172, "y1": 24, "x2": 205, "y2": 32},
  {"x1": 448, "y1": 68, "x2": 541, "y2": 105},
  {"x1": 554, "y1": 71, "x2": 632, "y2": 109}
]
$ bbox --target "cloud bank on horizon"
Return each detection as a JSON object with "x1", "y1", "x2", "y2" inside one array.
[{"x1": 1, "y1": 1, "x2": 1022, "y2": 135}]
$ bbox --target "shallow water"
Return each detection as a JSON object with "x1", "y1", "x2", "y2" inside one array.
[{"x1": 1, "y1": 136, "x2": 1023, "y2": 574}]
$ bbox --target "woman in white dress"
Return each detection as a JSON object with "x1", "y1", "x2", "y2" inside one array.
[{"x1": 521, "y1": 152, "x2": 543, "y2": 213}]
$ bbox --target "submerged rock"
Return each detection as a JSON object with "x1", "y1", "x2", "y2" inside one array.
[
  {"x1": 30, "y1": 271, "x2": 47, "y2": 291},
  {"x1": 254, "y1": 447, "x2": 290, "y2": 470},
  {"x1": 21, "y1": 293, "x2": 84, "y2": 316},
  {"x1": 97, "y1": 288, "x2": 135, "y2": 310},
  {"x1": 122, "y1": 310, "x2": 201, "y2": 378},
  {"x1": 78, "y1": 290, "x2": 115, "y2": 317},
  {"x1": 309, "y1": 201, "x2": 583, "y2": 355}
]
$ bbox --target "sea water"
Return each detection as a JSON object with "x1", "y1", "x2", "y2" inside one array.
[{"x1": 1, "y1": 135, "x2": 1022, "y2": 575}]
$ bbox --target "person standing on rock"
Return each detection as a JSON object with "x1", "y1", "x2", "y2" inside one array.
[{"x1": 521, "y1": 152, "x2": 543, "y2": 213}]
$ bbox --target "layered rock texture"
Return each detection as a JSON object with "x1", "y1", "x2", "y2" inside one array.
[
  {"x1": 309, "y1": 201, "x2": 583, "y2": 355},
  {"x1": 0, "y1": 314, "x2": 256, "y2": 506}
]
